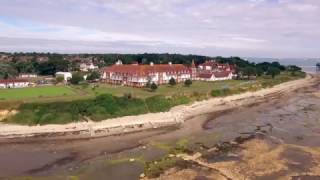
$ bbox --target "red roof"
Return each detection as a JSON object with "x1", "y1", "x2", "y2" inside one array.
[
  {"x1": 198, "y1": 73, "x2": 213, "y2": 78},
  {"x1": 200, "y1": 60, "x2": 218, "y2": 67},
  {"x1": 103, "y1": 64, "x2": 191, "y2": 76},
  {"x1": 213, "y1": 71, "x2": 232, "y2": 78},
  {"x1": 0, "y1": 79, "x2": 29, "y2": 83},
  {"x1": 199, "y1": 71, "x2": 232, "y2": 79}
]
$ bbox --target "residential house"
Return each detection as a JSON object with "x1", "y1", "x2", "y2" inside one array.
[
  {"x1": 55, "y1": 72, "x2": 72, "y2": 81},
  {"x1": 80, "y1": 62, "x2": 99, "y2": 72},
  {"x1": 0, "y1": 79, "x2": 30, "y2": 88},
  {"x1": 19, "y1": 73, "x2": 38, "y2": 79},
  {"x1": 196, "y1": 60, "x2": 236, "y2": 81}
]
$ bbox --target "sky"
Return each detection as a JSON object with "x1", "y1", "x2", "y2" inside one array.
[{"x1": 0, "y1": 0, "x2": 319, "y2": 58}]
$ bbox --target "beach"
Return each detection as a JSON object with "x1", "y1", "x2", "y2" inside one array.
[
  {"x1": 0, "y1": 74, "x2": 315, "y2": 139},
  {"x1": 0, "y1": 74, "x2": 319, "y2": 179}
]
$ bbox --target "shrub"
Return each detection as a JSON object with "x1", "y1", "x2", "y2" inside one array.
[
  {"x1": 150, "y1": 82, "x2": 158, "y2": 91},
  {"x1": 56, "y1": 76, "x2": 64, "y2": 84},
  {"x1": 145, "y1": 95, "x2": 171, "y2": 112},
  {"x1": 211, "y1": 88, "x2": 231, "y2": 97},
  {"x1": 70, "y1": 72, "x2": 84, "y2": 85},
  {"x1": 184, "y1": 79, "x2": 192, "y2": 87},
  {"x1": 169, "y1": 78, "x2": 176, "y2": 86}
]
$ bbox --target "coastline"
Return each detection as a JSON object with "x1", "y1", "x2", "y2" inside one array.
[{"x1": 0, "y1": 75, "x2": 315, "y2": 139}]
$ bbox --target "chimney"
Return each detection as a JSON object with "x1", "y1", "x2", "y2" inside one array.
[{"x1": 150, "y1": 62, "x2": 154, "y2": 66}]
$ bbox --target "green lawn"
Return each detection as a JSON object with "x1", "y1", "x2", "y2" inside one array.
[
  {"x1": 0, "y1": 71, "x2": 305, "y2": 105},
  {"x1": 0, "y1": 86, "x2": 77, "y2": 101}
]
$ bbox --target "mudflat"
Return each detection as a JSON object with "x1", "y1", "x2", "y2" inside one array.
[{"x1": 0, "y1": 75, "x2": 319, "y2": 180}]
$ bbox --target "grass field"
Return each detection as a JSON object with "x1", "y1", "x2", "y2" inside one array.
[
  {"x1": 0, "y1": 71, "x2": 305, "y2": 104},
  {"x1": 0, "y1": 86, "x2": 77, "y2": 101}
]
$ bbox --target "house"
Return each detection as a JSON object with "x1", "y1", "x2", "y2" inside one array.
[
  {"x1": 19, "y1": 73, "x2": 38, "y2": 79},
  {"x1": 55, "y1": 72, "x2": 72, "y2": 81},
  {"x1": 101, "y1": 60, "x2": 193, "y2": 87},
  {"x1": 198, "y1": 71, "x2": 234, "y2": 81},
  {"x1": 80, "y1": 62, "x2": 99, "y2": 72},
  {"x1": 196, "y1": 60, "x2": 236, "y2": 81},
  {"x1": 0, "y1": 79, "x2": 30, "y2": 88}
]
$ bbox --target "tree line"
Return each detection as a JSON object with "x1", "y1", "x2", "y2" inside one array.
[{"x1": 0, "y1": 53, "x2": 302, "y2": 79}]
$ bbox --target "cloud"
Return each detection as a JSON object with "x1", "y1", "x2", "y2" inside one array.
[{"x1": 0, "y1": 0, "x2": 319, "y2": 58}]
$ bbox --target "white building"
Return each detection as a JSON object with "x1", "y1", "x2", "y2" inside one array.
[
  {"x1": 56, "y1": 72, "x2": 72, "y2": 81},
  {"x1": 80, "y1": 62, "x2": 99, "y2": 72},
  {"x1": 19, "y1": 73, "x2": 38, "y2": 78},
  {"x1": 0, "y1": 79, "x2": 30, "y2": 89},
  {"x1": 196, "y1": 60, "x2": 236, "y2": 81}
]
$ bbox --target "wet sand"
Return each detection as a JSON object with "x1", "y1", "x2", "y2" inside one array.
[{"x1": 0, "y1": 75, "x2": 319, "y2": 179}]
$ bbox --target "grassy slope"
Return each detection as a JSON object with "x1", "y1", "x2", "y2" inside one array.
[
  {"x1": 2, "y1": 72, "x2": 306, "y2": 125},
  {"x1": 81, "y1": 80, "x2": 248, "y2": 98}
]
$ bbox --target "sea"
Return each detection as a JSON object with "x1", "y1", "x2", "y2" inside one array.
[{"x1": 246, "y1": 57, "x2": 320, "y2": 74}]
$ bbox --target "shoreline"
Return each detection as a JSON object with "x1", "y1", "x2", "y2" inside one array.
[{"x1": 0, "y1": 75, "x2": 315, "y2": 139}]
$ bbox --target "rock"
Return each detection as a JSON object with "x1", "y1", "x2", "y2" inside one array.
[
  {"x1": 129, "y1": 158, "x2": 135, "y2": 162},
  {"x1": 140, "y1": 173, "x2": 145, "y2": 178},
  {"x1": 142, "y1": 146, "x2": 147, "y2": 149},
  {"x1": 168, "y1": 154, "x2": 175, "y2": 158},
  {"x1": 230, "y1": 141, "x2": 238, "y2": 145}
]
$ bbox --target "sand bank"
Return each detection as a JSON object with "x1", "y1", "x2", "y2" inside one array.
[{"x1": 0, "y1": 75, "x2": 314, "y2": 139}]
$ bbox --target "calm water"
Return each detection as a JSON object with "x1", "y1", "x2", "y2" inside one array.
[{"x1": 247, "y1": 58, "x2": 319, "y2": 73}]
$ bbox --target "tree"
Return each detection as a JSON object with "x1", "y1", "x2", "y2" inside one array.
[
  {"x1": 184, "y1": 79, "x2": 192, "y2": 87},
  {"x1": 0, "y1": 63, "x2": 18, "y2": 79},
  {"x1": 256, "y1": 67, "x2": 264, "y2": 77},
  {"x1": 70, "y1": 73, "x2": 84, "y2": 85},
  {"x1": 240, "y1": 66, "x2": 256, "y2": 79},
  {"x1": 169, "y1": 77, "x2": 176, "y2": 86},
  {"x1": 146, "y1": 80, "x2": 152, "y2": 89},
  {"x1": 150, "y1": 82, "x2": 158, "y2": 91},
  {"x1": 287, "y1": 65, "x2": 302, "y2": 75},
  {"x1": 86, "y1": 71, "x2": 100, "y2": 81},
  {"x1": 56, "y1": 76, "x2": 64, "y2": 84},
  {"x1": 267, "y1": 67, "x2": 281, "y2": 79}
]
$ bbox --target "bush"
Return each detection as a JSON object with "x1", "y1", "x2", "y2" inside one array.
[
  {"x1": 145, "y1": 95, "x2": 171, "y2": 112},
  {"x1": 169, "y1": 78, "x2": 176, "y2": 86},
  {"x1": 184, "y1": 79, "x2": 192, "y2": 87},
  {"x1": 9, "y1": 94, "x2": 150, "y2": 124},
  {"x1": 150, "y1": 82, "x2": 158, "y2": 91},
  {"x1": 70, "y1": 72, "x2": 84, "y2": 85},
  {"x1": 86, "y1": 71, "x2": 100, "y2": 81},
  {"x1": 56, "y1": 76, "x2": 64, "y2": 84},
  {"x1": 211, "y1": 88, "x2": 231, "y2": 97}
]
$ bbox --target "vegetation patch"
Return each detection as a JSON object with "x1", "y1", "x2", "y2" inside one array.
[{"x1": 7, "y1": 94, "x2": 191, "y2": 125}]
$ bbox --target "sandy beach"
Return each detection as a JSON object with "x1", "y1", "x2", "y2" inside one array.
[{"x1": 0, "y1": 75, "x2": 315, "y2": 139}]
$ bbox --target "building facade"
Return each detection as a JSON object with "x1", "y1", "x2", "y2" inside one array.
[
  {"x1": 196, "y1": 60, "x2": 236, "y2": 81},
  {"x1": 102, "y1": 60, "x2": 193, "y2": 87},
  {"x1": 101, "y1": 60, "x2": 236, "y2": 87},
  {"x1": 0, "y1": 79, "x2": 30, "y2": 88},
  {"x1": 19, "y1": 73, "x2": 38, "y2": 79},
  {"x1": 55, "y1": 72, "x2": 72, "y2": 81},
  {"x1": 80, "y1": 62, "x2": 99, "y2": 72}
]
